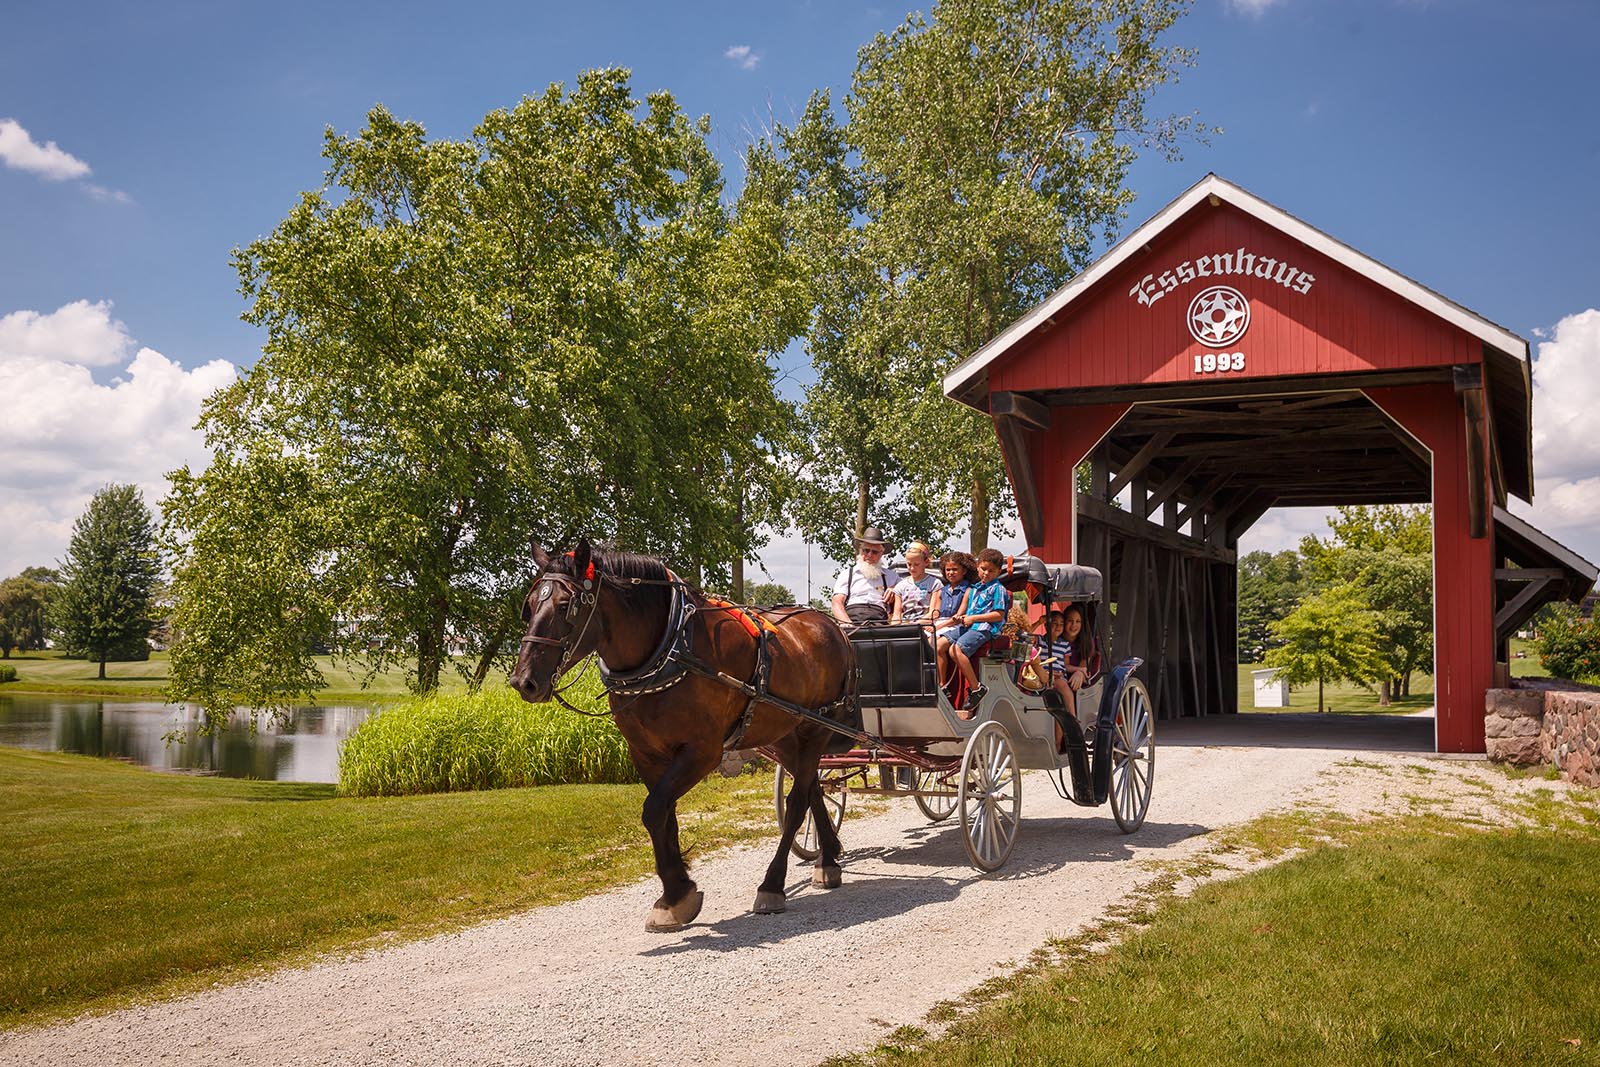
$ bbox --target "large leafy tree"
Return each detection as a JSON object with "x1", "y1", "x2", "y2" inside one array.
[
  {"x1": 1300, "y1": 505, "x2": 1434, "y2": 702},
  {"x1": 1237, "y1": 549, "x2": 1308, "y2": 663},
  {"x1": 1263, "y1": 583, "x2": 1385, "y2": 714},
  {"x1": 165, "y1": 70, "x2": 798, "y2": 723},
  {"x1": 54, "y1": 486, "x2": 161, "y2": 678},
  {"x1": 0, "y1": 573, "x2": 53, "y2": 657},
  {"x1": 787, "y1": 0, "x2": 1204, "y2": 552}
]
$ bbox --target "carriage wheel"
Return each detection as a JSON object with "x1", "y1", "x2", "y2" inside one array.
[
  {"x1": 773, "y1": 766, "x2": 846, "y2": 861},
  {"x1": 1110, "y1": 677, "x2": 1155, "y2": 833},
  {"x1": 913, "y1": 767, "x2": 958, "y2": 822},
  {"x1": 957, "y1": 720, "x2": 1021, "y2": 872}
]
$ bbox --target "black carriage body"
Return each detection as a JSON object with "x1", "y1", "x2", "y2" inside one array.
[{"x1": 853, "y1": 623, "x2": 940, "y2": 705}]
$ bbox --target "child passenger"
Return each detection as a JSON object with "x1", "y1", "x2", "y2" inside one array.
[
  {"x1": 1043, "y1": 603, "x2": 1097, "y2": 748},
  {"x1": 924, "y1": 551, "x2": 976, "y2": 687},
  {"x1": 950, "y1": 548, "x2": 1011, "y2": 717},
  {"x1": 890, "y1": 542, "x2": 939, "y2": 624}
]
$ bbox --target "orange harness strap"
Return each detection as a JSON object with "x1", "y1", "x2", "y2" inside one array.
[{"x1": 703, "y1": 598, "x2": 778, "y2": 638}]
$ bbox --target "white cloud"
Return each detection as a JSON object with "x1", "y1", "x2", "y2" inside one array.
[
  {"x1": 724, "y1": 45, "x2": 761, "y2": 71},
  {"x1": 0, "y1": 118, "x2": 91, "y2": 180},
  {"x1": 1509, "y1": 307, "x2": 1600, "y2": 566},
  {"x1": 83, "y1": 183, "x2": 133, "y2": 205},
  {"x1": 1227, "y1": 0, "x2": 1284, "y2": 15},
  {"x1": 0, "y1": 300, "x2": 135, "y2": 367},
  {"x1": 1527, "y1": 308, "x2": 1600, "y2": 483},
  {"x1": 0, "y1": 305, "x2": 236, "y2": 576},
  {"x1": 1236, "y1": 506, "x2": 1337, "y2": 556}
]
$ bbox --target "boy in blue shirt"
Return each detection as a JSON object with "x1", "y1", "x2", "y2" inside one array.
[{"x1": 950, "y1": 547, "x2": 1011, "y2": 717}]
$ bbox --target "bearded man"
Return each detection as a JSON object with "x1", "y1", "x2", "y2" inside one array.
[{"x1": 830, "y1": 526, "x2": 898, "y2": 626}]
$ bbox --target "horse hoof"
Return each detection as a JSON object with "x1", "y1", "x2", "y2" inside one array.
[
  {"x1": 812, "y1": 864, "x2": 842, "y2": 889},
  {"x1": 752, "y1": 890, "x2": 787, "y2": 914},
  {"x1": 645, "y1": 890, "x2": 704, "y2": 932}
]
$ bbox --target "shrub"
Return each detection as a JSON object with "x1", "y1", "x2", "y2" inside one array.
[
  {"x1": 338, "y1": 671, "x2": 638, "y2": 796},
  {"x1": 1536, "y1": 609, "x2": 1600, "y2": 682},
  {"x1": 0, "y1": 664, "x2": 16, "y2": 683}
]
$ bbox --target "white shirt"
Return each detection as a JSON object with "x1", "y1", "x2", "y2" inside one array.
[{"x1": 834, "y1": 560, "x2": 899, "y2": 607}]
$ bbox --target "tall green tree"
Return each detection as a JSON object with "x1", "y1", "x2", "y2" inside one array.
[
  {"x1": 1263, "y1": 583, "x2": 1385, "y2": 714},
  {"x1": 54, "y1": 486, "x2": 161, "y2": 678},
  {"x1": 1237, "y1": 549, "x2": 1307, "y2": 662},
  {"x1": 743, "y1": 581, "x2": 797, "y2": 607},
  {"x1": 1299, "y1": 504, "x2": 1432, "y2": 562},
  {"x1": 1300, "y1": 505, "x2": 1434, "y2": 702},
  {"x1": 0, "y1": 574, "x2": 54, "y2": 657},
  {"x1": 787, "y1": 0, "x2": 1204, "y2": 552},
  {"x1": 165, "y1": 70, "x2": 798, "y2": 724}
]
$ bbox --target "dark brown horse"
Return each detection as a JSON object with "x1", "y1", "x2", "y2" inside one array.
[{"x1": 510, "y1": 539, "x2": 857, "y2": 931}]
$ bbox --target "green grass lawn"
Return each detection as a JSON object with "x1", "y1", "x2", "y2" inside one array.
[
  {"x1": 846, "y1": 805, "x2": 1600, "y2": 1067},
  {"x1": 0, "y1": 747, "x2": 776, "y2": 1029},
  {"x1": 1509, "y1": 636, "x2": 1551, "y2": 679},
  {"x1": 1239, "y1": 639, "x2": 1553, "y2": 714},
  {"x1": 1237, "y1": 662, "x2": 1435, "y2": 714},
  {"x1": 0, "y1": 648, "x2": 473, "y2": 703}
]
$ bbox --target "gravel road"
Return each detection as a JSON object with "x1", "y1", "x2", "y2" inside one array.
[{"x1": 1, "y1": 724, "x2": 1564, "y2": 1067}]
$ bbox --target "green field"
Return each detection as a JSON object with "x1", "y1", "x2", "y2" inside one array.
[
  {"x1": 1237, "y1": 662, "x2": 1435, "y2": 714},
  {"x1": 0, "y1": 747, "x2": 780, "y2": 1029},
  {"x1": 846, "y1": 815, "x2": 1600, "y2": 1066},
  {"x1": 1239, "y1": 639, "x2": 1552, "y2": 715},
  {"x1": 0, "y1": 648, "x2": 474, "y2": 703},
  {"x1": 1509, "y1": 636, "x2": 1552, "y2": 679}
]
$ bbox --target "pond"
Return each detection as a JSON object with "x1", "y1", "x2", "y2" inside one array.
[{"x1": 0, "y1": 692, "x2": 374, "y2": 783}]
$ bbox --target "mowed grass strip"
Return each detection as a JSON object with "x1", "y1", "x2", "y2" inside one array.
[
  {"x1": 0, "y1": 748, "x2": 773, "y2": 1030},
  {"x1": 0, "y1": 649, "x2": 476, "y2": 702},
  {"x1": 859, "y1": 814, "x2": 1600, "y2": 1067}
]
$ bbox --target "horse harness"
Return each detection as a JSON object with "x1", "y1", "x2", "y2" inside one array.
[{"x1": 525, "y1": 569, "x2": 857, "y2": 750}]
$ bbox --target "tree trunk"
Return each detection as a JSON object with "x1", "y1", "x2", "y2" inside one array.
[
  {"x1": 731, "y1": 487, "x2": 745, "y2": 602},
  {"x1": 469, "y1": 614, "x2": 513, "y2": 692},
  {"x1": 1402, "y1": 671, "x2": 1412, "y2": 697},
  {"x1": 417, "y1": 592, "x2": 450, "y2": 693},
  {"x1": 98, "y1": 656, "x2": 106, "y2": 680},
  {"x1": 1317, "y1": 675, "x2": 1324, "y2": 714},
  {"x1": 969, "y1": 475, "x2": 990, "y2": 552},
  {"x1": 417, "y1": 628, "x2": 440, "y2": 694},
  {"x1": 1379, "y1": 678, "x2": 1391, "y2": 706},
  {"x1": 856, "y1": 477, "x2": 869, "y2": 538}
]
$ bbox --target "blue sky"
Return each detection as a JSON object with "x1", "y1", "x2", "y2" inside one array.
[{"x1": 3, "y1": 0, "x2": 1598, "y2": 598}]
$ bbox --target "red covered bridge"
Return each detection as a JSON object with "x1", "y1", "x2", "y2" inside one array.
[{"x1": 946, "y1": 174, "x2": 1596, "y2": 753}]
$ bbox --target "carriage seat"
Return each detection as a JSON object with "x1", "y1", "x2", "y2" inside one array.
[{"x1": 849, "y1": 624, "x2": 939, "y2": 705}]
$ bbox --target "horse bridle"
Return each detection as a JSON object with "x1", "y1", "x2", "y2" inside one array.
[{"x1": 520, "y1": 570, "x2": 603, "y2": 706}]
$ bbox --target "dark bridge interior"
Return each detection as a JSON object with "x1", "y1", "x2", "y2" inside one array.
[{"x1": 1061, "y1": 386, "x2": 1438, "y2": 726}]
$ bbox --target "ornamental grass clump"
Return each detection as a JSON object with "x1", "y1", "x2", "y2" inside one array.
[{"x1": 339, "y1": 673, "x2": 636, "y2": 796}]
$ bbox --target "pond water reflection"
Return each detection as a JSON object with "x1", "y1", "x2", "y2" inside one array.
[{"x1": 0, "y1": 693, "x2": 372, "y2": 782}]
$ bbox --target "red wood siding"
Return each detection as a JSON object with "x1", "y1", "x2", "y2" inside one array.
[
  {"x1": 1019, "y1": 404, "x2": 1130, "y2": 558},
  {"x1": 1364, "y1": 384, "x2": 1494, "y2": 754},
  {"x1": 992, "y1": 203, "x2": 1479, "y2": 393}
]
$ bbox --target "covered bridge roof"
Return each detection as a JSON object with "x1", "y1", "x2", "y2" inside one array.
[{"x1": 944, "y1": 174, "x2": 1535, "y2": 503}]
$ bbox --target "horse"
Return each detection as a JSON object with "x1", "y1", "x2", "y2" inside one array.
[{"x1": 509, "y1": 538, "x2": 859, "y2": 932}]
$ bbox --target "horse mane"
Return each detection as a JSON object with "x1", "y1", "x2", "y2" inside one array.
[{"x1": 546, "y1": 546, "x2": 676, "y2": 612}]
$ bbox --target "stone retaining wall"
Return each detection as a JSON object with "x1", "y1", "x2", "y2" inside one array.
[{"x1": 1485, "y1": 679, "x2": 1600, "y2": 787}]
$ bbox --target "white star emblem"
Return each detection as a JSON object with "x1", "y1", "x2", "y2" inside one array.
[{"x1": 1187, "y1": 285, "x2": 1251, "y2": 346}]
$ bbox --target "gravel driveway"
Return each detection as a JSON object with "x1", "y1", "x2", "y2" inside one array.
[{"x1": 0, "y1": 720, "x2": 1561, "y2": 1067}]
